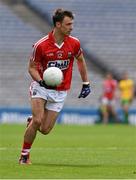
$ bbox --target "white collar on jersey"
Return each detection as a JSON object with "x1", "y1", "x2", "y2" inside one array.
[{"x1": 54, "y1": 42, "x2": 64, "y2": 49}]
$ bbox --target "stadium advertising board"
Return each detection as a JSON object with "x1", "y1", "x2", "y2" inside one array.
[{"x1": 0, "y1": 107, "x2": 136, "y2": 125}]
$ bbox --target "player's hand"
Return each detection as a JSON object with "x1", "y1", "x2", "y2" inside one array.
[
  {"x1": 38, "y1": 80, "x2": 47, "y2": 88},
  {"x1": 78, "y1": 83, "x2": 91, "y2": 98},
  {"x1": 38, "y1": 80, "x2": 56, "y2": 89}
]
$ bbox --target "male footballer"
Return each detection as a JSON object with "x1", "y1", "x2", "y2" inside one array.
[{"x1": 19, "y1": 8, "x2": 91, "y2": 164}]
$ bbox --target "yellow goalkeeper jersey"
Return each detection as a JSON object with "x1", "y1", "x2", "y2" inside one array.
[{"x1": 119, "y1": 79, "x2": 134, "y2": 100}]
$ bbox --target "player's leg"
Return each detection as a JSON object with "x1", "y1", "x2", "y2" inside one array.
[
  {"x1": 39, "y1": 92, "x2": 67, "y2": 134},
  {"x1": 39, "y1": 90, "x2": 67, "y2": 133},
  {"x1": 24, "y1": 98, "x2": 46, "y2": 142},
  {"x1": 101, "y1": 98, "x2": 109, "y2": 124},
  {"x1": 122, "y1": 102, "x2": 129, "y2": 123},
  {"x1": 102, "y1": 105, "x2": 109, "y2": 124},
  {"x1": 19, "y1": 98, "x2": 46, "y2": 164},
  {"x1": 108, "y1": 101, "x2": 120, "y2": 123},
  {"x1": 40, "y1": 108, "x2": 59, "y2": 135},
  {"x1": 26, "y1": 116, "x2": 32, "y2": 127}
]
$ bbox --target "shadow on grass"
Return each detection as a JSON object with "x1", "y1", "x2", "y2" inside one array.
[{"x1": 33, "y1": 162, "x2": 101, "y2": 168}]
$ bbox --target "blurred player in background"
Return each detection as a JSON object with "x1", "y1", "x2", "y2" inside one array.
[
  {"x1": 119, "y1": 72, "x2": 134, "y2": 123},
  {"x1": 19, "y1": 8, "x2": 91, "y2": 164},
  {"x1": 99, "y1": 73, "x2": 119, "y2": 124}
]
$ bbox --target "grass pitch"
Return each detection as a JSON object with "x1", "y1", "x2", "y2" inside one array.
[{"x1": 0, "y1": 123, "x2": 136, "y2": 179}]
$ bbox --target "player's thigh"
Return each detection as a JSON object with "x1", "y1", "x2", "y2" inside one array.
[
  {"x1": 31, "y1": 98, "x2": 46, "y2": 123},
  {"x1": 41, "y1": 108, "x2": 59, "y2": 131}
]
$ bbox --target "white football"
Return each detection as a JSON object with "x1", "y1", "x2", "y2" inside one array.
[{"x1": 43, "y1": 67, "x2": 63, "y2": 86}]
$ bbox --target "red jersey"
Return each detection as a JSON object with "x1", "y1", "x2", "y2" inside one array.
[
  {"x1": 30, "y1": 31, "x2": 82, "y2": 91},
  {"x1": 102, "y1": 79, "x2": 117, "y2": 100}
]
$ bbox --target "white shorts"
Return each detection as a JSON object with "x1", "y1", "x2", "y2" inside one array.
[
  {"x1": 29, "y1": 81, "x2": 67, "y2": 112},
  {"x1": 101, "y1": 97, "x2": 115, "y2": 106}
]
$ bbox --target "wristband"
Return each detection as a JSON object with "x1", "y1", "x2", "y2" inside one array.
[{"x1": 82, "y1": 82, "x2": 90, "y2": 85}]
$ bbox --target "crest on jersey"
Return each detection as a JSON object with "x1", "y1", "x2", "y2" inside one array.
[{"x1": 57, "y1": 51, "x2": 63, "y2": 59}]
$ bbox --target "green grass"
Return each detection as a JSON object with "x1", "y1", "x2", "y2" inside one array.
[{"x1": 0, "y1": 123, "x2": 136, "y2": 179}]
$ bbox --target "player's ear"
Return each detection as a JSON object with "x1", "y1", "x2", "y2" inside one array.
[{"x1": 56, "y1": 22, "x2": 61, "y2": 28}]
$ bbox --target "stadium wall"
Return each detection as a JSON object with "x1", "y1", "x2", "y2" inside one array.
[{"x1": 0, "y1": 107, "x2": 136, "y2": 125}]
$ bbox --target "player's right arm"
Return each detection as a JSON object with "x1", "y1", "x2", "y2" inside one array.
[
  {"x1": 28, "y1": 60, "x2": 48, "y2": 88},
  {"x1": 28, "y1": 60, "x2": 42, "y2": 82},
  {"x1": 28, "y1": 43, "x2": 49, "y2": 88},
  {"x1": 28, "y1": 42, "x2": 43, "y2": 82}
]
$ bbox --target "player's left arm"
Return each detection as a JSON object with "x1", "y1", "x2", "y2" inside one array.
[
  {"x1": 76, "y1": 53, "x2": 91, "y2": 98},
  {"x1": 76, "y1": 53, "x2": 90, "y2": 83}
]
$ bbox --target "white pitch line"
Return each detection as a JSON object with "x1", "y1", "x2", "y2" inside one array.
[
  {"x1": 0, "y1": 147, "x2": 7, "y2": 150},
  {"x1": 0, "y1": 147, "x2": 136, "y2": 151}
]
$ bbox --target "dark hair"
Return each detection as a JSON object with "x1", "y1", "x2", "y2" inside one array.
[{"x1": 52, "y1": 8, "x2": 74, "y2": 27}]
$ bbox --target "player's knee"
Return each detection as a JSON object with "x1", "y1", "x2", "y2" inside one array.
[
  {"x1": 32, "y1": 118, "x2": 41, "y2": 128},
  {"x1": 40, "y1": 127, "x2": 51, "y2": 135}
]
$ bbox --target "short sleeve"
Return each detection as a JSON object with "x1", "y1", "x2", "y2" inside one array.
[
  {"x1": 74, "y1": 39, "x2": 83, "y2": 58},
  {"x1": 30, "y1": 43, "x2": 42, "y2": 63}
]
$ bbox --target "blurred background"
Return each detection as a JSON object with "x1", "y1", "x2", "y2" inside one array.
[{"x1": 0, "y1": 0, "x2": 136, "y2": 124}]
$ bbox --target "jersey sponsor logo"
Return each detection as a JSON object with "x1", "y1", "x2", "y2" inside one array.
[{"x1": 47, "y1": 60, "x2": 70, "y2": 70}]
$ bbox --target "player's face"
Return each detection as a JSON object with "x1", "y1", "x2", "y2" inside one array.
[
  {"x1": 122, "y1": 72, "x2": 128, "y2": 80},
  {"x1": 106, "y1": 73, "x2": 113, "y2": 80},
  {"x1": 58, "y1": 16, "x2": 73, "y2": 36}
]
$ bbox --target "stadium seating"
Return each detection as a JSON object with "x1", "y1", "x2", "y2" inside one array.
[
  {"x1": 0, "y1": 1, "x2": 104, "y2": 108},
  {"x1": 24, "y1": 0, "x2": 136, "y2": 81},
  {"x1": 0, "y1": 0, "x2": 136, "y2": 108},
  {"x1": 24, "y1": 0, "x2": 136, "y2": 108},
  {"x1": 0, "y1": 2, "x2": 42, "y2": 107}
]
